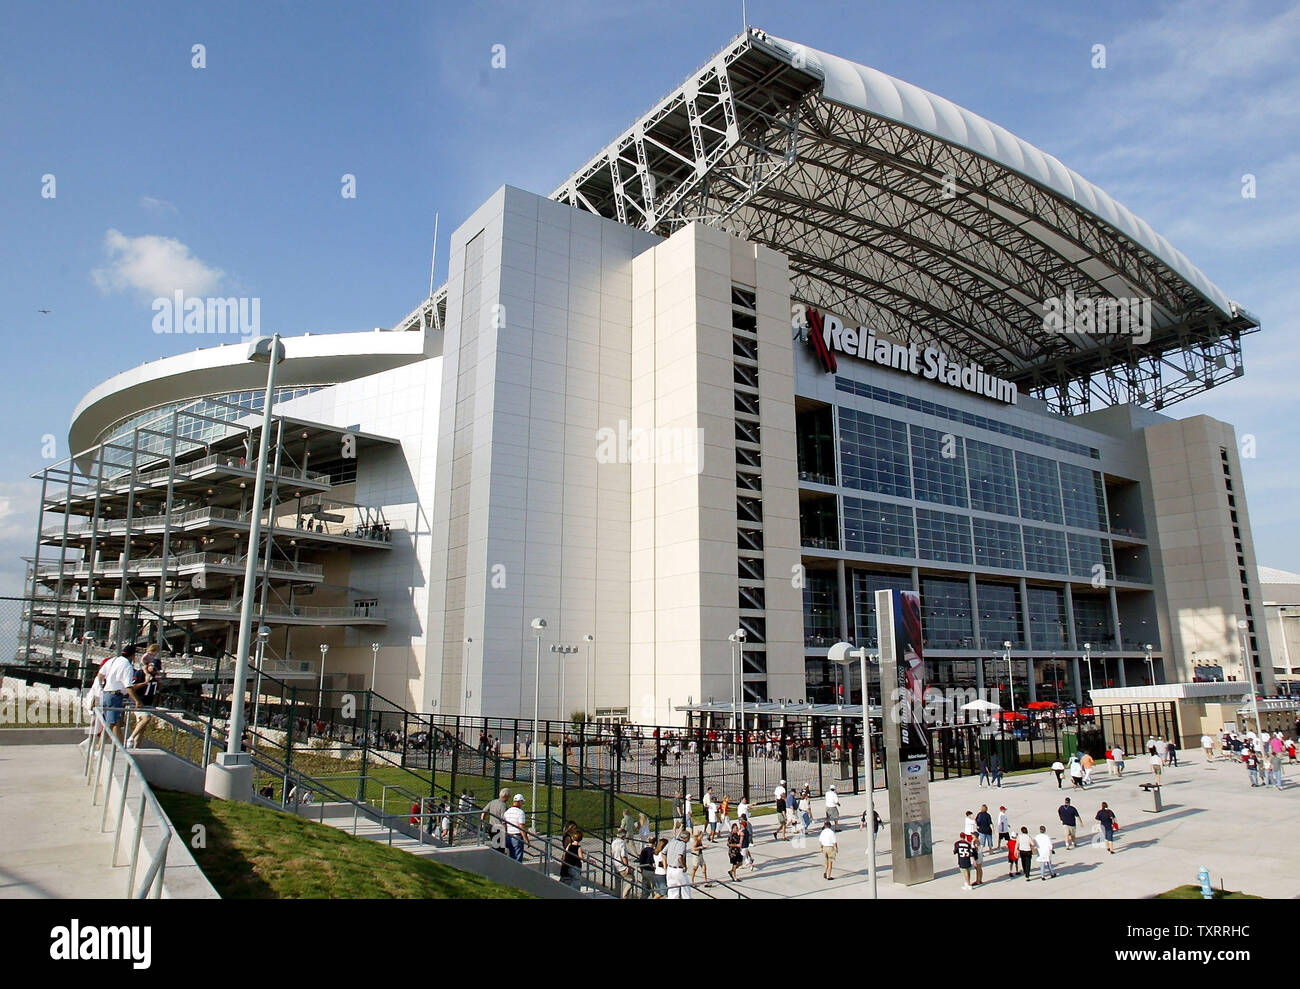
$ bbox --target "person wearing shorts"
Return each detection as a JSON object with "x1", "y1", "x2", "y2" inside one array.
[
  {"x1": 689, "y1": 829, "x2": 709, "y2": 887},
  {"x1": 953, "y1": 832, "x2": 974, "y2": 889}
]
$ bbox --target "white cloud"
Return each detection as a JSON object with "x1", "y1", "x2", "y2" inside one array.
[
  {"x1": 139, "y1": 195, "x2": 178, "y2": 214},
  {"x1": 91, "y1": 229, "x2": 225, "y2": 299}
]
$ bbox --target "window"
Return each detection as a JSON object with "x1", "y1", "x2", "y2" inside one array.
[
  {"x1": 838, "y1": 408, "x2": 912, "y2": 499},
  {"x1": 1059, "y1": 463, "x2": 1108, "y2": 531},
  {"x1": 976, "y1": 582, "x2": 1023, "y2": 648},
  {"x1": 965, "y1": 439, "x2": 1019, "y2": 517},
  {"x1": 1027, "y1": 586, "x2": 1068, "y2": 649},
  {"x1": 843, "y1": 496, "x2": 916, "y2": 558},
  {"x1": 916, "y1": 507, "x2": 973, "y2": 565},
  {"x1": 1067, "y1": 533, "x2": 1114, "y2": 581},
  {"x1": 1022, "y1": 525, "x2": 1068, "y2": 575},
  {"x1": 910, "y1": 425, "x2": 968, "y2": 508},
  {"x1": 972, "y1": 517, "x2": 1024, "y2": 570},
  {"x1": 851, "y1": 570, "x2": 914, "y2": 646},
  {"x1": 921, "y1": 578, "x2": 974, "y2": 648},
  {"x1": 1015, "y1": 451, "x2": 1064, "y2": 525}
]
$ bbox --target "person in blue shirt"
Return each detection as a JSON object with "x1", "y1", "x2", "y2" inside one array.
[{"x1": 1057, "y1": 797, "x2": 1081, "y2": 849}]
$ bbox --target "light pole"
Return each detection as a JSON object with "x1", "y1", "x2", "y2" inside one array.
[
  {"x1": 251, "y1": 625, "x2": 270, "y2": 737},
  {"x1": 225, "y1": 334, "x2": 285, "y2": 762},
  {"x1": 1237, "y1": 620, "x2": 1262, "y2": 735},
  {"x1": 1083, "y1": 642, "x2": 1094, "y2": 701},
  {"x1": 462, "y1": 637, "x2": 473, "y2": 715},
  {"x1": 583, "y1": 633, "x2": 594, "y2": 719},
  {"x1": 530, "y1": 617, "x2": 547, "y2": 819},
  {"x1": 318, "y1": 642, "x2": 329, "y2": 721},
  {"x1": 1003, "y1": 641, "x2": 1014, "y2": 713},
  {"x1": 728, "y1": 629, "x2": 746, "y2": 733},
  {"x1": 829, "y1": 641, "x2": 878, "y2": 899},
  {"x1": 370, "y1": 641, "x2": 381, "y2": 692},
  {"x1": 1144, "y1": 643, "x2": 1155, "y2": 685},
  {"x1": 551, "y1": 644, "x2": 578, "y2": 720}
]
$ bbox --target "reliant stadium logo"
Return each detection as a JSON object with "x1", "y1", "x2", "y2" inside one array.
[{"x1": 799, "y1": 306, "x2": 1018, "y2": 405}]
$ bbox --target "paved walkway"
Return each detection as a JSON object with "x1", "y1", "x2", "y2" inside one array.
[
  {"x1": 0, "y1": 742, "x2": 127, "y2": 898},
  {"x1": 692, "y1": 754, "x2": 1298, "y2": 899}
]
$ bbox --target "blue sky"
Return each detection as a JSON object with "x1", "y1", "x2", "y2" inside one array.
[{"x1": 1, "y1": 0, "x2": 1297, "y2": 597}]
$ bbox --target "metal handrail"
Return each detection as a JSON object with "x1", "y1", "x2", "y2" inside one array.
[{"x1": 82, "y1": 709, "x2": 174, "y2": 898}]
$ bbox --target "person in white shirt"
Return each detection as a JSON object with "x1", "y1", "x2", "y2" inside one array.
[
  {"x1": 824, "y1": 785, "x2": 841, "y2": 830},
  {"x1": 736, "y1": 797, "x2": 750, "y2": 823},
  {"x1": 962, "y1": 810, "x2": 977, "y2": 836},
  {"x1": 611, "y1": 828, "x2": 633, "y2": 899},
  {"x1": 97, "y1": 644, "x2": 141, "y2": 743},
  {"x1": 704, "y1": 787, "x2": 719, "y2": 841},
  {"x1": 818, "y1": 820, "x2": 839, "y2": 880},
  {"x1": 1201, "y1": 734, "x2": 1214, "y2": 762},
  {"x1": 1033, "y1": 826, "x2": 1057, "y2": 880},
  {"x1": 665, "y1": 829, "x2": 691, "y2": 899},
  {"x1": 684, "y1": 793, "x2": 694, "y2": 832},
  {"x1": 503, "y1": 794, "x2": 529, "y2": 863},
  {"x1": 996, "y1": 807, "x2": 1010, "y2": 848},
  {"x1": 1111, "y1": 744, "x2": 1125, "y2": 778}
]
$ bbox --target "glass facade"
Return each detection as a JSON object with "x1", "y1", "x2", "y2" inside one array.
[
  {"x1": 921, "y1": 577, "x2": 974, "y2": 648},
  {"x1": 965, "y1": 438, "x2": 1019, "y2": 516},
  {"x1": 1073, "y1": 595, "x2": 1113, "y2": 647},
  {"x1": 839, "y1": 408, "x2": 911, "y2": 498},
  {"x1": 851, "y1": 570, "x2": 913, "y2": 646},
  {"x1": 916, "y1": 507, "x2": 973, "y2": 565},
  {"x1": 1015, "y1": 451, "x2": 1064, "y2": 525},
  {"x1": 1067, "y1": 533, "x2": 1115, "y2": 581},
  {"x1": 972, "y1": 516, "x2": 1023, "y2": 570},
  {"x1": 910, "y1": 425, "x2": 968, "y2": 508},
  {"x1": 803, "y1": 570, "x2": 839, "y2": 645},
  {"x1": 843, "y1": 496, "x2": 915, "y2": 557},
  {"x1": 1022, "y1": 525, "x2": 1068, "y2": 575},
  {"x1": 977, "y1": 581, "x2": 1023, "y2": 648},
  {"x1": 1059, "y1": 462, "x2": 1108, "y2": 532},
  {"x1": 1027, "y1": 586, "x2": 1069, "y2": 649}
]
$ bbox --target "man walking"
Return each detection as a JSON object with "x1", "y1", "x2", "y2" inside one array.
[
  {"x1": 1166, "y1": 738, "x2": 1178, "y2": 767},
  {"x1": 1201, "y1": 733, "x2": 1214, "y2": 763},
  {"x1": 824, "y1": 785, "x2": 841, "y2": 830},
  {"x1": 665, "y1": 828, "x2": 691, "y2": 899},
  {"x1": 990, "y1": 753, "x2": 1003, "y2": 787},
  {"x1": 978, "y1": 755, "x2": 991, "y2": 787},
  {"x1": 705, "y1": 787, "x2": 719, "y2": 841},
  {"x1": 611, "y1": 828, "x2": 634, "y2": 899},
  {"x1": 1112, "y1": 743, "x2": 1125, "y2": 778},
  {"x1": 482, "y1": 787, "x2": 511, "y2": 853},
  {"x1": 503, "y1": 794, "x2": 530, "y2": 863},
  {"x1": 97, "y1": 644, "x2": 141, "y2": 744},
  {"x1": 1034, "y1": 826, "x2": 1057, "y2": 880},
  {"x1": 1057, "y1": 797, "x2": 1081, "y2": 850},
  {"x1": 819, "y1": 820, "x2": 839, "y2": 880}
]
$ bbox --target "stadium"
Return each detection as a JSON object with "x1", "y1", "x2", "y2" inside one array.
[{"x1": 20, "y1": 27, "x2": 1271, "y2": 729}]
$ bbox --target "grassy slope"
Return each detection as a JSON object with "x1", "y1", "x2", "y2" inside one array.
[
  {"x1": 1153, "y1": 884, "x2": 1261, "y2": 900},
  {"x1": 155, "y1": 789, "x2": 531, "y2": 899}
]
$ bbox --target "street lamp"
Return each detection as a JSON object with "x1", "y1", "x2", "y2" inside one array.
[
  {"x1": 1237, "y1": 620, "x2": 1262, "y2": 735},
  {"x1": 530, "y1": 617, "x2": 547, "y2": 818},
  {"x1": 1144, "y1": 643, "x2": 1155, "y2": 685},
  {"x1": 318, "y1": 642, "x2": 329, "y2": 721},
  {"x1": 251, "y1": 625, "x2": 270, "y2": 736},
  {"x1": 225, "y1": 334, "x2": 285, "y2": 766},
  {"x1": 462, "y1": 637, "x2": 473, "y2": 714},
  {"x1": 370, "y1": 641, "x2": 381, "y2": 692},
  {"x1": 551, "y1": 644, "x2": 578, "y2": 720},
  {"x1": 728, "y1": 629, "x2": 746, "y2": 732},
  {"x1": 583, "y1": 633, "x2": 594, "y2": 720},
  {"x1": 1083, "y1": 642, "x2": 1094, "y2": 700},
  {"x1": 1003, "y1": 641, "x2": 1014, "y2": 713},
  {"x1": 828, "y1": 641, "x2": 879, "y2": 900}
]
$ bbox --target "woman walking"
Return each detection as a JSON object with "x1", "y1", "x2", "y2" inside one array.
[
  {"x1": 651, "y1": 837, "x2": 669, "y2": 898},
  {"x1": 1017, "y1": 825, "x2": 1034, "y2": 880},
  {"x1": 726, "y1": 823, "x2": 743, "y2": 881},
  {"x1": 1096, "y1": 801, "x2": 1118, "y2": 854},
  {"x1": 559, "y1": 827, "x2": 587, "y2": 891},
  {"x1": 689, "y1": 828, "x2": 711, "y2": 887}
]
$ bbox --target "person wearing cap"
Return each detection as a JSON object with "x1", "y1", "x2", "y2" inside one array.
[
  {"x1": 97, "y1": 643, "x2": 142, "y2": 744},
  {"x1": 773, "y1": 780, "x2": 788, "y2": 841},
  {"x1": 611, "y1": 828, "x2": 633, "y2": 898},
  {"x1": 483, "y1": 787, "x2": 511, "y2": 852},
  {"x1": 995, "y1": 806, "x2": 1010, "y2": 848},
  {"x1": 824, "y1": 784, "x2": 840, "y2": 831},
  {"x1": 503, "y1": 794, "x2": 529, "y2": 863}
]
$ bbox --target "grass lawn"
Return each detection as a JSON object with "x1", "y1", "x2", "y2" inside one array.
[
  {"x1": 1153, "y1": 884, "x2": 1261, "y2": 900},
  {"x1": 154, "y1": 789, "x2": 532, "y2": 899}
]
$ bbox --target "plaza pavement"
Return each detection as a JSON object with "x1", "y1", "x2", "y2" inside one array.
[{"x1": 699, "y1": 753, "x2": 1297, "y2": 899}]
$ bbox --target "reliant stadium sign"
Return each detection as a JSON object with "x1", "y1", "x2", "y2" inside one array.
[{"x1": 803, "y1": 307, "x2": 1018, "y2": 405}]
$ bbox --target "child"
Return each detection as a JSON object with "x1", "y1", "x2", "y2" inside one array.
[{"x1": 1006, "y1": 832, "x2": 1018, "y2": 877}]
